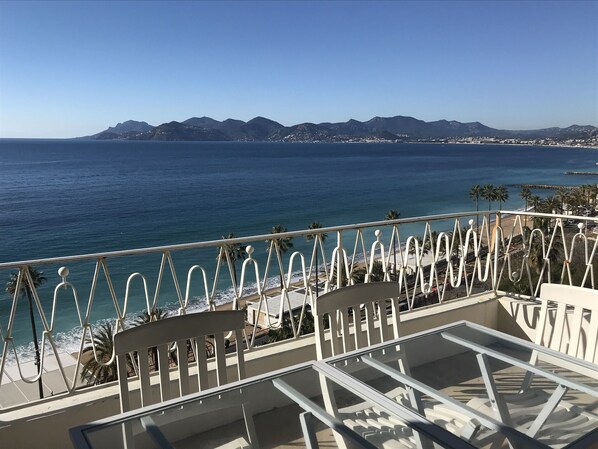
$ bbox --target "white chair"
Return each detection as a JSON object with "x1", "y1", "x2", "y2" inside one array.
[
  {"x1": 467, "y1": 284, "x2": 598, "y2": 445},
  {"x1": 114, "y1": 310, "x2": 258, "y2": 448},
  {"x1": 534, "y1": 283, "x2": 598, "y2": 363},
  {"x1": 314, "y1": 283, "x2": 429, "y2": 448},
  {"x1": 115, "y1": 310, "x2": 246, "y2": 411},
  {"x1": 314, "y1": 281, "x2": 402, "y2": 360}
]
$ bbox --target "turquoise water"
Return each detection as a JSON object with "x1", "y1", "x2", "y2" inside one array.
[{"x1": 1, "y1": 139, "x2": 597, "y2": 354}]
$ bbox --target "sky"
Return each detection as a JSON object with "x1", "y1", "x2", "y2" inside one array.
[{"x1": 0, "y1": 1, "x2": 597, "y2": 138}]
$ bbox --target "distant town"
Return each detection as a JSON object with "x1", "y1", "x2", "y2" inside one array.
[{"x1": 411, "y1": 135, "x2": 598, "y2": 148}]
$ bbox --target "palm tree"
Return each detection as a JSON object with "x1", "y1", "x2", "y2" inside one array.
[
  {"x1": 530, "y1": 195, "x2": 542, "y2": 211},
  {"x1": 268, "y1": 225, "x2": 294, "y2": 290},
  {"x1": 529, "y1": 195, "x2": 549, "y2": 232},
  {"x1": 80, "y1": 322, "x2": 118, "y2": 385},
  {"x1": 531, "y1": 195, "x2": 560, "y2": 233},
  {"x1": 568, "y1": 188, "x2": 585, "y2": 215},
  {"x1": 526, "y1": 231, "x2": 565, "y2": 278},
  {"x1": 218, "y1": 233, "x2": 247, "y2": 286},
  {"x1": 469, "y1": 185, "x2": 481, "y2": 230},
  {"x1": 580, "y1": 184, "x2": 593, "y2": 211},
  {"x1": 135, "y1": 308, "x2": 169, "y2": 370},
  {"x1": 306, "y1": 222, "x2": 327, "y2": 298},
  {"x1": 520, "y1": 186, "x2": 532, "y2": 227},
  {"x1": 384, "y1": 209, "x2": 400, "y2": 279},
  {"x1": 481, "y1": 184, "x2": 495, "y2": 211},
  {"x1": 6, "y1": 268, "x2": 46, "y2": 398},
  {"x1": 407, "y1": 236, "x2": 431, "y2": 256},
  {"x1": 544, "y1": 195, "x2": 561, "y2": 214},
  {"x1": 582, "y1": 184, "x2": 598, "y2": 212},
  {"x1": 353, "y1": 261, "x2": 385, "y2": 284},
  {"x1": 330, "y1": 264, "x2": 367, "y2": 286},
  {"x1": 494, "y1": 186, "x2": 509, "y2": 210},
  {"x1": 370, "y1": 260, "x2": 386, "y2": 282},
  {"x1": 135, "y1": 307, "x2": 169, "y2": 325}
]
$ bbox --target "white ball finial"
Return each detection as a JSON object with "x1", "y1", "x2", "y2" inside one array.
[
  {"x1": 246, "y1": 245, "x2": 254, "y2": 256},
  {"x1": 469, "y1": 219, "x2": 474, "y2": 227},
  {"x1": 578, "y1": 222, "x2": 585, "y2": 230},
  {"x1": 375, "y1": 229, "x2": 381, "y2": 237},
  {"x1": 58, "y1": 266, "x2": 69, "y2": 282}
]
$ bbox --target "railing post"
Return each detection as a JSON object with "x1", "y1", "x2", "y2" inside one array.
[
  {"x1": 492, "y1": 212, "x2": 501, "y2": 292},
  {"x1": 336, "y1": 231, "x2": 343, "y2": 289}
]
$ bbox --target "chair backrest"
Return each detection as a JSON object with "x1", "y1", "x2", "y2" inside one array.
[
  {"x1": 314, "y1": 282, "x2": 401, "y2": 359},
  {"x1": 114, "y1": 310, "x2": 246, "y2": 412},
  {"x1": 537, "y1": 284, "x2": 598, "y2": 362}
]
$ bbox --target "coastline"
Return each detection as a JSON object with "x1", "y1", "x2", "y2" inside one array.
[{"x1": 2, "y1": 137, "x2": 596, "y2": 150}]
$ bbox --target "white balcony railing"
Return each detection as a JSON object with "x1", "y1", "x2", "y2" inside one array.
[{"x1": 1, "y1": 209, "x2": 597, "y2": 409}]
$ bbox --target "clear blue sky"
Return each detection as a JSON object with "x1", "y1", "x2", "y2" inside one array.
[{"x1": 1, "y1": 0, "x2": 597, "y2": 138}]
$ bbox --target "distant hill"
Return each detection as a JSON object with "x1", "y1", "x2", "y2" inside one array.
[
  {"x1": 82, "y1": 116, "x2": 598, "y2": 143},
  {"x1": 90, "y1": 120, "x2": 153, "y2": 139}
]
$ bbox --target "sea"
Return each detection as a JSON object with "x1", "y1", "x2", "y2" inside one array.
[{"x1": 1, "y1": 139, "x2": 597, "y2": 360}]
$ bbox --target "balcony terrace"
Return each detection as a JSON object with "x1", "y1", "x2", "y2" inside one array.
[{"x1": 1, "y1": 210, "x2": 598, "y2": 448}]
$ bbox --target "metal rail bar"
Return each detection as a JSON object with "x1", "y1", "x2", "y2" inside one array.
[
  {"x1": 0, "y1": 210, "x2": 489, "y2": 268},
  {"x1": 461, "y1": 322, "x2": 598, "y2": 375},
  {"x1": 272, "y1": 378, "x2": 379, "y2": 449},
  {"x1": 359, "y1": 355, "x2": 550, "y2": 449},
  {"x1": 313, "y1": 361, "x2": 480, "y2": 449},
  {"x1": 441, "y1": 332, "x2": 598, "y2": 398}
]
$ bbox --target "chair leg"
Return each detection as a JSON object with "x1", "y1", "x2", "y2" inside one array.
[
  {"x1": 300, "y1": 412, "x2": 320, "y2": 449},
  {"x1": 242, "y1": 403, "x2": 260, "y2": 449},
  {"x1": 319, "y1": 372, "x2": 349, "y2": 449}
]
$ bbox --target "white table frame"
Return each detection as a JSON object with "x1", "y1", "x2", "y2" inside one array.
[{"x1": 70, "y1": 321, "x2": 598, "y2": 449}]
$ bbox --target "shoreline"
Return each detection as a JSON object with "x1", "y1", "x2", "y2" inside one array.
[{"x1": 2, "y1": 137, "x2": 597, "y2": 150}]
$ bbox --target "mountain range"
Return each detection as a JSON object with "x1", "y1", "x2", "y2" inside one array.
[{"x1": 85, "y1": 116, "x2": 598, "y2": 143}]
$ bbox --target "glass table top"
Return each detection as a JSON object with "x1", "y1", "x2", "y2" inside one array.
[
  {"x1": 72, "y1": 322, "x2": 598, "y2": 449},
  {"x1": 328, "y1": 321, "x2": 598, "y2": 449},
  {"x1": 77, "y1": 363, "x2": 471, "y2": 449}
]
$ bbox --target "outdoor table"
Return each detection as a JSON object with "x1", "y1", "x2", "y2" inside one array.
[{"x1": 70, "y1": 321, "x2": 598, "y2": 449}]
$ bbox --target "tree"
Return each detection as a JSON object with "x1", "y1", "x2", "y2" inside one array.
[
  {"x1": 407, "y1": 236, "x2": 431, "y2": 256},
  {"x1": 218, "y1": 233, "x2": 247, "y2": 286},
  {"x1": 6, "y1": 268, "x2": 46, "y2": 399},
  {"x1": 481, "y1": 184, "x2": 495, "y2": 211},
  {"x1": 526, "y1": 230, "x2": 564, "y2": 278},
  {"x1": 384, "y1": 209, "x2": 401, "y2": 279},
  {"x1": 582, "y1": 184, "x2": 598, "y2": 212},
  {"x1": 494, "y1": 186, "x2": 509, "y2": 210},
  {"x1": 306, "y1": 222, "x2": 327, "y2": 298},
  {"x1": 530, "y1": 195, "x2": 542, "y2": 211},
  {"x1": 469, "y1": 185, "x2": 481, "y2": 230},
  {"x1": 530, "y1": 196, "x2": 551, "y2": 233},
  {"x1": 80, "y1": 322, "x2": 118, "y2": 385},
  {"x1": 556, "y1": 187, "x2": 569, "y2": 214},
  {"x1": 544, "y1": 195, "x2": 561, "y2": 215},
  {"x1": 267, "y1": 309, "x2": 316, "y2": 343},
  {"x1": 330, "y1": 264, "x2": 366, "y2": 286},
  {"x1": 135, "y1": 308, "x2": 169, "y2": 325},
  {"x1": 268, "y1": 225, "x2": 294, "y2": 290},
  {"x1": 568, "y1": 188, "x2": 585, "y2": 215},
  {"x1": 520, "y1": 186, "x2": 532, "y2": 227},
  {"x1": 370, "y1": 261, "x2": 386, "y2": 282},
  {"x1": 135, "y1": 308, "x2": 169, "y2": 370}
]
